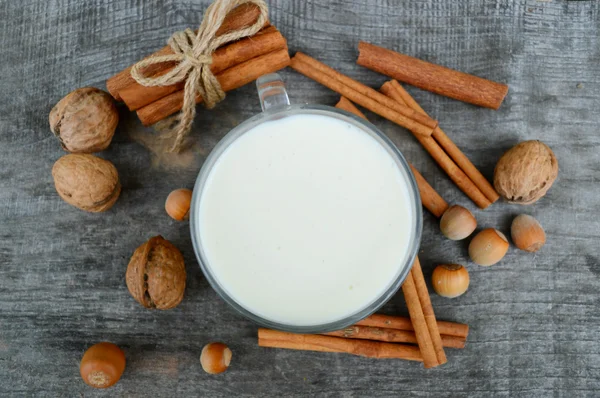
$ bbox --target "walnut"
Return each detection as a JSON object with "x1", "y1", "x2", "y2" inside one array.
[
  {"x1": 126, "y1": 236, "x2": 186, "y2": 310},
  {"x1": 52, "y1": 154, "x2": 121, "y2": 212},
  {"x1": 494, "y1": 140, "x2": 558, "y2": 205},
  {"x1": 49, "y1": 87, "x2": 118, "y2": 153}
]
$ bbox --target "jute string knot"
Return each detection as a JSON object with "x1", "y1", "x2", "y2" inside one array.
[{"x1": 131, "y1": 0, "x2": 268, "y2": 152}]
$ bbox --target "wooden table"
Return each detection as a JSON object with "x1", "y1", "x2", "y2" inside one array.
[{"x1": 1, "y1": 0, "x2": 599, "y2": 396}]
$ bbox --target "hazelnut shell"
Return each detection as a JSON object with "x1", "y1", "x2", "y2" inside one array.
[
  {"x1": 49, "y1": 87, "x2": 118, "y2": 153},
  {"x1": 80, "y1": 342, "x2": 126, "y2": 389},
  {"x1": 431, "y1": 264, "x2": 470, "y2": 298},
  {"x1": 493, "y1": 140, "x2": 558, "y2": 205},
  {"x1": 165, "y1": 188, "x2": 193, "y2": 221},
  {"x1": 439, "y1": 205, "x2": 477, "y2": 240},
  {"x1": 200, "y1": 342, "x2": 232, "y2": 374},
  {"x1": 468, "y1": 228, "x2": 509, "y2": 266},
  {"x1": 126, "y1": 236, "x2": 186, "y2": 310},
  {"x1": 52, "y1": 154, "x2": 120, "y2": 212},
  {"x1": 511, "y1": 214, "x2": 546, "y2": 252}
]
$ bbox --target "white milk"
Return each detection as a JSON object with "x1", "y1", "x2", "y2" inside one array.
[{"x1": 197, "y1": 113, "x2": 413, "y2": 326}]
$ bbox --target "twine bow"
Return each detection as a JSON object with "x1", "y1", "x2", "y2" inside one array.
[{"x1": 131, "y1": 0, "x2": 268, "y2": 152}]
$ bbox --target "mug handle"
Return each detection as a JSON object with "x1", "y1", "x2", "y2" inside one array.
[{"x1": 256, "y1": 73, "x2": 290, "y2": 112}]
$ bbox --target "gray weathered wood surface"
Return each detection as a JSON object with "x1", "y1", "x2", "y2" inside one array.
[{"x1": 1, "y1": 0, "x2": 599, "y2": 396}]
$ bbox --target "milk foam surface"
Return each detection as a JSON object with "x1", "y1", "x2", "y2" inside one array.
[{"x1": 198, "y1": 113, "x2": 413, "y2": 326}]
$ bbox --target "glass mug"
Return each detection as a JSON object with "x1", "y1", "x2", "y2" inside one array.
[{"x1": 190, "y1": 73, "x2": 422, "y2": 333}]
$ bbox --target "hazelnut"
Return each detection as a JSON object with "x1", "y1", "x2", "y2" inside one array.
[
  {"x1": 494, "y1": 140, "x2": 558, "y2": 204},
  {"x1": 165, "y1": 188, "x2": 193, "y2": 221},
  {"x1": 126, "y1": 236, "x2": 186, "y2": 310},
  {"x1": 49, "y1": 87, "x2": 119, "y2": 153},
  {"x1": 468, "y1": 228, "x2": 509, "y2": 266},
  {"x1": 431, "y1": 264, "x2": 470, "y2": 298},
  {"x1": 511, "y1": 214, "x2": 546, "y2": 252},
  {"x1": 200, "y1": 343, "x2": 232, "y2": 374},
  {"x1": 80, "y1": 342, "x2": 126, "y2": 389},
  {"x1": 439, "y1": 205, "x2": 477, "y2": 240},
  {"x1": 52, "y1": 154, "x2": 120, "y2": 212}
]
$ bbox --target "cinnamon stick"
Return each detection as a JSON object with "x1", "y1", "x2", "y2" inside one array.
[
  {"x1": 357, "y1": 41, "x2": 508, "y2": 110},
  {"x1": 335, "y1": 96, "x2": 367, "y2": 119},
  {"x1": 410, "y1": 165, "x2": 449, "y2": 218},
  {"x1": 380, "y1": 82, "x2": 492, "y2": 209},
  {"x1": 417, "y1": 135, "x2": 491, "y2": 209},
  {"x1": 106, "y1": 3, "x2": 268, "y2": 101},
  {"x1": 357, "y1": 314, "x2": 469, "y2": 339},
  {"x1": 259, "y1": 338, "x2": 339, "y2": 353},
  {"x1": 335, "y1": 96, "x2": 449, "y2": 218},
  {"x1": 388, "y1": 80, "x2": 499, "y2": 203},
  {"x1": 258, "y1": 329, "x2": 422, "y2": 361},
  {"x1": 323, "y1": 325, "x2": 465, "y2": 349},
  {"x1": 401, "y1": 271, "x2": 438, "y2": 368},
  {"x1": 290, "y1": 53, "x2": 437, "y2": 137},
  {"x1": 137, "y1": 48, "x2": 291, "y2": 126},
  {"x1": 411, "y1": 257, "x2": 447, "y2": 365},
  {"x1": 118, "y1": 26, "x2": 286, "y2": 110}
]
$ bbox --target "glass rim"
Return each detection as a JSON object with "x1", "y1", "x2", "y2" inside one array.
[{"x1": 190, "y1": 104, "x2": 423, "y2": 334}]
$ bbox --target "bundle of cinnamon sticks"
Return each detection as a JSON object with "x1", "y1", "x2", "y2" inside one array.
[
  {"x1": 259, "y1": 315, "x2": 468, "y2": 361},
  {"x1": 259, "y1": 257, "x2": 467, "y2": 368},
  {"x1": 106, "y1": 3, "x2": 290, "y2": 126}
]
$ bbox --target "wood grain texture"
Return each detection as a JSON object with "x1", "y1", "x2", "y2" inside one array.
[{"x1": 1, "y1": 0, "x2": 599, "y2": 396}]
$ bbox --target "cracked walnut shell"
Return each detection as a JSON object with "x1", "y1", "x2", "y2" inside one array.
[
  {"x1": 52, "y1": 154, "x2": 121, "y2": 212},
  {"x1": 126, "y1": 236, "x2": 186, "y2": 310},
  {"x1": 49, "y1": 87, "x2": 118, "y2": 153},
  {"x1": 494, "y1": 140, "x2": 558, "y2": 205}
]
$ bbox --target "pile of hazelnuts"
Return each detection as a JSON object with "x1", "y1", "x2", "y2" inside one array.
[{"x1": 430, "y1": 140, "x2": 557, "y2": 299}]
